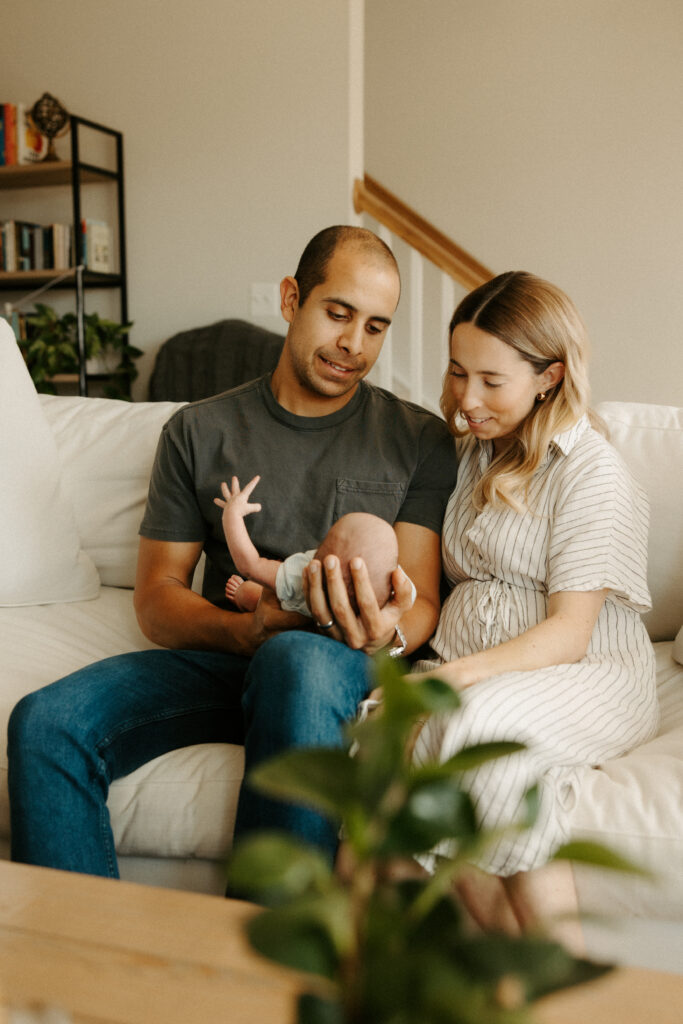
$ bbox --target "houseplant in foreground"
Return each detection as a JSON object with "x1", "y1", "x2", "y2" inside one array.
[{"x1": 229, "y1": 655, "x2": 643, "y2": 1024}]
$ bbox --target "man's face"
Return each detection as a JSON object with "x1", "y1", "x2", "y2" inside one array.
[{"x1": 277, "y1": 244, "x2": 400, "y2": 414}]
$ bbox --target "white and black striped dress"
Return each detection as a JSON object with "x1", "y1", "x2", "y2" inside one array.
[{"x1": 413, "y1": 415, "x2": 658, "y2": 876}]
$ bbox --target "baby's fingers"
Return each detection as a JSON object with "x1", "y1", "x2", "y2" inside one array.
[{"x1": 241, "y1": 475, "x2": 261, "y2": 498}]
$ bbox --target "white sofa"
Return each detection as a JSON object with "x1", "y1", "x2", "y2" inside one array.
[{"x1": 1, "y1": 320, "x2": 682, "y2": 970}]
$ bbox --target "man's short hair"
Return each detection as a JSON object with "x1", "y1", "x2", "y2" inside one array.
[{"x1": 294, "y1": 226, "x2": 399, "y2": 306}]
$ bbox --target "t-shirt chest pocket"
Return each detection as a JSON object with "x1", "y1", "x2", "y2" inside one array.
[{"x1": 334, "y1": 478, "x2": 407, "y2": 523}]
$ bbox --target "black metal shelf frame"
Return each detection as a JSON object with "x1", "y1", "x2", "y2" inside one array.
[
  {"x1": 70, "y1": 115, "x2": 128, "y2": 396},
  {"x1": 0, "y1": 116, "x2": 128, "y2": 397}
]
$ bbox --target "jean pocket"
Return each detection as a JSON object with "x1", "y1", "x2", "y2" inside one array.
[{"x1": 334, "y1": 478, "x2": 407, "y2": 523}]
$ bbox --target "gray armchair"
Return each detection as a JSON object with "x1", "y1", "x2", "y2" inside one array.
[{"x1": 148, "y1": 319, "x2": 285, "y2": 402}]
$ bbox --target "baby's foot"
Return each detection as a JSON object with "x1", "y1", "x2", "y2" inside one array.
[{"x1": 225, "y1": 574, "x2": 245, "y2": 602}]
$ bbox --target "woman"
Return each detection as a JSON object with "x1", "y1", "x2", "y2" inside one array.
[{"x1": 411, "y1": 271, "x2": 658, "y2": 944}]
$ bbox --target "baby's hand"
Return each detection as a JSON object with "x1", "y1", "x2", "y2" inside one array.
[{"x1": 213, "y1": 475, "x2": 261, "y2": 519}]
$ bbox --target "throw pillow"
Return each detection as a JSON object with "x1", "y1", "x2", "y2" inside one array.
[{"x1": 0, "y1": 318, "x2": 100, "y2": 606}]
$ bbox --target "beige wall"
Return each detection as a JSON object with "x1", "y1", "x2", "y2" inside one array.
[
  {"x1": 2, "y1": 0, "x2": 356, "y2": 397},
  {"x1": 365, "y1": 0, "x2": 683, "y2": 406}
]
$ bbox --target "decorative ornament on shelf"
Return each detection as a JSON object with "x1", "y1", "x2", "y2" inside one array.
[{"x1": 29, "y1": 93, "x2": 70, "y2": 162}]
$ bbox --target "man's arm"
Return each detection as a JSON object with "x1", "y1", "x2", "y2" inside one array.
[
  {"x1": 134, "y1": 537, "x2": 305, "y2": 656},
  {"x1": 304, "y1": 521, "x2": 442, "y2": 657}
]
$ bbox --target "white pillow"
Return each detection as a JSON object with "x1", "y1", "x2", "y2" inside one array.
[
  {"x1": 596, "y1": 401, "x2": 683, "y2": 643},
  {"x1": 40, "y1": 393, "x2": 185, "y2": 588},
  {"x1": 0, "y1": 318, "x2": 100, "y2": 606},
  {"x1": 674, "y1": 626, "x2": 683, "y2": 666}
]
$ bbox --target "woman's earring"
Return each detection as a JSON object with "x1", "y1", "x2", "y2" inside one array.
[{"x1": 536, "y1": 391, "x2": 547, "y2": 402}]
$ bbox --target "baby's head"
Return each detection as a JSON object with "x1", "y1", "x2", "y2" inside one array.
[{"x1": 315, "y1": 513, "x2": 398, "y2": 612}]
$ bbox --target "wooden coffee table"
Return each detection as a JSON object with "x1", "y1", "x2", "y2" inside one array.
[{"x1": 0, "y1": 861, "x2": 680, "y2": 1023}]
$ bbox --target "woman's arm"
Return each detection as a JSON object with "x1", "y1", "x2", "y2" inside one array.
[{"x1": 414, "y1": 588, "x2": 608, "y2": 691}]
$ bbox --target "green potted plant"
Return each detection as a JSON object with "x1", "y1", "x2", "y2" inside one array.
[
  {"x1": 229, "y1": 656, "x2": 642, "y2": 1024},
  {"x1": 19, "y1": 302, "x2": 141, "y2": 400}
]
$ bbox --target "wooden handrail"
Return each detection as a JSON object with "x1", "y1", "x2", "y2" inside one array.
[{"x1": 353, "y1": 174, "x2": 494, "y2": 292}]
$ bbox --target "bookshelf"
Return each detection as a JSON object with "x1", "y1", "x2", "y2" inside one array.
[{"x1": 0, "y1": 115, "x2": 129, "y2": 396}]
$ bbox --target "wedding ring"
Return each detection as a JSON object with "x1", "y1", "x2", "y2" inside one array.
[{"x1": 317, "y1": 620, "x2": 334, "y2": 630}]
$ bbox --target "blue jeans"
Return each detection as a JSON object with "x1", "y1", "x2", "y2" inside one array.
[{"x1": 7, "y1": 632, "x2": 371, "y2": 878}]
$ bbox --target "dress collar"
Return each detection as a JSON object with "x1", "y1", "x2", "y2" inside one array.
[
  {"x1": 549, "y1": 414, "x2": 590, "y2": 456},
  {"x1": 472, "y1": 413, "x2": 590, "y2": 470}
]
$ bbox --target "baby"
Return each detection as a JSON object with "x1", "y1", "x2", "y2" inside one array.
[{"x1": 214, "y1": 475, "x2": 411, "y2": 617}]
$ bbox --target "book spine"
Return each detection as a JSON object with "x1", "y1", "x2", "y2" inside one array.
[
  {"x1": 43, "y1": 225, "x2": 54, "y2": 270},
  {"x1": 2, "y1": 220, "x2": 17, "y2": 272},
  {"x1": 0, "y1": 107, "x2": 5, "y2": 166},
  {"x1": 4, "y1": 104, "x2": 17, "y2": 165}
]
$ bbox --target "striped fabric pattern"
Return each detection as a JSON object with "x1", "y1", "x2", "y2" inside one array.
[{"x1": 414, "y1": 416, "x2": 658, "y2": 875}]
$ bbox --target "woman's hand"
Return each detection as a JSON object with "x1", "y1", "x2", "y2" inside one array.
[
  {"x1": 409, "y1": 659, "x2": 476, "y2": 692},
  {"x1": 303, "y1": 555, "x2": 414, "y2": 656}
]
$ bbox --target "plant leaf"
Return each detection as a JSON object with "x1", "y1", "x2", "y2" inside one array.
[
  {"x1": 247, "y1": 890, "x2": 350, "y2": 978},
  {"x1": 552, "y1": 840, "x2": 651, "y2": 876},
  {"x1": 443, "y1": 740, "x2": 526, "y2": 772},
  {"x1": 379, "y1": 778, "x2": 477, "y2": 855},
  {"x1": 248, "y1": 747, "x2": 360, "y2": 819},
  {"x1": 297, "y1": 993, "x2": 345, "y2": 1024},
  {"x1": 228, "y1": 832, "x2": 333, "y2": 902},
  {"x1": 452, "y1": 933, "x2": 612, "y2": 1001},
  {"x1": 375, "y1": 656, "x2": 462, "y2": 723}
]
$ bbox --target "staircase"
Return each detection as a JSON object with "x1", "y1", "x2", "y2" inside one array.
[{"x1": 353, "y1": 175, "x2": 493, "y2": 414}]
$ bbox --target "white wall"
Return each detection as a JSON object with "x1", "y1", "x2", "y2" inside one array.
[
  {"x1": 2, "y1": 0, "x2": 357, "y2": 397},
  {"x1": 365, "y1": 0, "x2": 683, "y2": 406}
]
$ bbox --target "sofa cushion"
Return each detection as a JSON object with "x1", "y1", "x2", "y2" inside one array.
[
  {"x1": 0, "y1": 319, "x2": 100, "y2": 607},
  {"x1": 570, "y1": 642, "x2": 683, "y2": 919},
  {"x1": 596, "y1": 401, "x2": 683, "y2": 642},
  {"x1": 40, "y1": 394, "x2": 185, "y2": 588},
  {"x1": 674, "y1": 625, "x2": 683, "y2": 666},
  {"x1": 0, "y1": 585, "x2": 242, "y2": 861}
]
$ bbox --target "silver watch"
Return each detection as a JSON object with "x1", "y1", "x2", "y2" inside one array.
[{"x1": 387, "y1": 624, "x2": 407, "y2": 658}]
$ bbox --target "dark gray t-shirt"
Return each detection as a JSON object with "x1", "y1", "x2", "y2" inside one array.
[{"x1": 140, "y1": 375, "x2": 457, "y2": 607}]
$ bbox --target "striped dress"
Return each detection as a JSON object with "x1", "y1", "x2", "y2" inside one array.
[{"x1": 413, "y1": 415, "x2": 658, "y2": 876}]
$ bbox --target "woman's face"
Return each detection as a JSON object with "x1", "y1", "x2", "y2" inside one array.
[{"x1": 448, "y1": 321, "x2": 551, "y2": 451}]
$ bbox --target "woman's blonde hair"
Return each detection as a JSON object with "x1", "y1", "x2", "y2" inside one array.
[{"x1": 440, "y1": 271, "x2": 600, "y2": 511}]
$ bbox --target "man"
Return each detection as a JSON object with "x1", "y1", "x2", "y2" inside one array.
[{"x1": 8, "y1": 226, "x2": 457, "y2": 875}]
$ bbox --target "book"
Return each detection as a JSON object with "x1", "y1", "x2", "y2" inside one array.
[
  {"x1": 2, "y1": 221, "x2": 17, "y2": 271},
  {"x1": 0, "y1": 107, "x2": 5, "y2": 166},
  {"x1": 17, "y1": 221, "x2": 34, "y2": 271},
  {"x1": 42, "y1": 225, "x2": 54, "y2": 269},
  {"x1": 33, "y1": 224, "x2": 44, "y2": 270},
  {"x1": 3, "y1": 104, "x2": 17, "y2": 165},
  {"x1": 17, "y1": 103, "x2": 47, "y2": 164},
  {"x1": 82, "y1": 219, "x2": 113, "y2": 273}
]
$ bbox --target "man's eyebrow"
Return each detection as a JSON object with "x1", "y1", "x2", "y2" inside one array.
[
  {"x1": 324, "y1": 297, "x2": 392, "y2": 326},
  {"x1": 449, "y1": 358, "x2": 507, "y2": 377}
]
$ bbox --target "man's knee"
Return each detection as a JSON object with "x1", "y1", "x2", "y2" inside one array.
[
  {"x1": 8, "y1": 687, "x2": 59, "y2": 757},
  {"x1": 243, "y1": 631, "x2": 371, "y2": 723}
]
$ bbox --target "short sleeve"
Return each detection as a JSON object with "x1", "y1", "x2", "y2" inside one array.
[
  {"x1": 547, "y1": 437, "x2": 651, "y2": 611},
  {"x1": 139, "y1": 412, "x2": 207, "y2": 542},
  {"x1": 395, "y1": 421, "x2": 457, "y2": 534}
]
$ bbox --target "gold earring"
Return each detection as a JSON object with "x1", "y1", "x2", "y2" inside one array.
[{"x1": 536, "y1": 391, "x2": 547, "y2": 402}]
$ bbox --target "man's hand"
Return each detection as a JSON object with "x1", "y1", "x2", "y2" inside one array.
[
  {"x1": 303, "y1": 555, "x2": 414, "y2": 656},
  {"x1": 245, "y1": 586, "x2": 311, "y2": 654}
]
